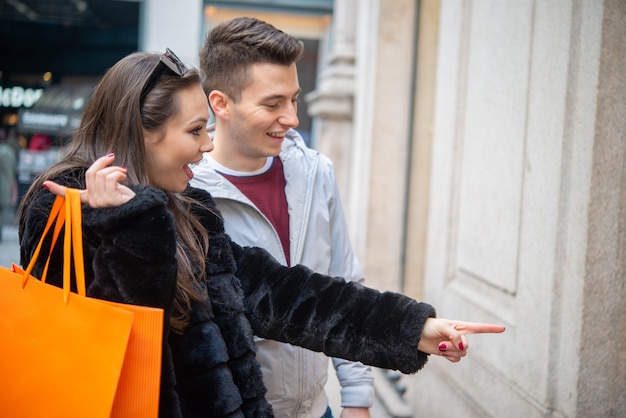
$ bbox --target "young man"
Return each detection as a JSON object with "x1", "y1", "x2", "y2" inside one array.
[{"x1": 192, "y1": 17, "x2": 374, "y2": 418}]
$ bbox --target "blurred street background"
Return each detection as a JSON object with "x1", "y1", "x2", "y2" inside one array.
[{"x1": 0, "y1": 211, "x2": 18, "y2": 268}]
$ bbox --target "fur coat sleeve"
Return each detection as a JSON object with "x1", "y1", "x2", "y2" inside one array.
[{"x1": 232, "y1": 243, "x2": 436, "y2": 375}]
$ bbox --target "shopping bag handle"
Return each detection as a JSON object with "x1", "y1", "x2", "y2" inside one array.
[
  {"x1": 21, "y1": 195, "x2": 64, "y2": 286},
  {"x1": 22, "y1": 188, "x2": 87, "y2": 303}
]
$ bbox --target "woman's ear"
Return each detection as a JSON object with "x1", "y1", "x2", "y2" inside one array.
[
  {"x1": 143, "y1": 128, "x2": 159, "y2": 145},
  {"x1": 208, "y1": 90, "x2": 230, "y2": 119}
]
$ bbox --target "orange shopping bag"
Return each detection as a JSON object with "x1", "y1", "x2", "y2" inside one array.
[
  {"x1": 0, "y1": 188, "x2": 163, "y2": 418},
  {"x1": 105, "y1": 300, "x2": 163, "y2": 418}
]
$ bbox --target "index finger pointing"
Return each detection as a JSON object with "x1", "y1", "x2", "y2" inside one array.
[{"x1": 454, "y1": 321, "x2": 506, "y2": 335}]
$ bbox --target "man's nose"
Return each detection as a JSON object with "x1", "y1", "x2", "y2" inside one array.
[{"x1": 280, "y1": 103, "x2": 299, "y2": 128}]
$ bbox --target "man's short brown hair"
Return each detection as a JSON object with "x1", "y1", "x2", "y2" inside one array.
[{"x1": 199, "y1": 16, "x2": 304, "y2": 103}]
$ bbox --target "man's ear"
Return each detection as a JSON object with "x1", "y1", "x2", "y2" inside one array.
[{"x1": 208, "y1": 90, "x2": 230, "y2": 119}]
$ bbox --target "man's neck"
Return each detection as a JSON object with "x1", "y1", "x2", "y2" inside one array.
[{"x1": 211, "y1": 137, "x2": 267, "y2": 173}]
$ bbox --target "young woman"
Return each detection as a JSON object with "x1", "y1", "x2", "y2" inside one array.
[{"x1": 18, "y1": 50, "x2": 504, "y2": 418}]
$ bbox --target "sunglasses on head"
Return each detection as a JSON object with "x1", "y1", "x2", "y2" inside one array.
[{"x1": 139, "y1": 48, "x2": 187, "y2": 106}]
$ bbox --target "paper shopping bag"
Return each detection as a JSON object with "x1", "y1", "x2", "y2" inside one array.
[
  {"x1": 107, "y1": 300, "x2": 163, "y2": 418},
  {"x1": 0, "y1": 191, "x2": 134, "y2": 417},
  {"x1": 1, "y1": 188, "x2": 163, "y2": 418}
]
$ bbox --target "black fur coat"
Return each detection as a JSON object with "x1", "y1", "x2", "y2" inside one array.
[{"x1": 19, "y1": 170, "x2": 435, "y2": 418}]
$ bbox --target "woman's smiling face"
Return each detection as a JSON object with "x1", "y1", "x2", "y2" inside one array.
[{"x1": 144, "y1": 84, "x2": 213, "y2": 192}]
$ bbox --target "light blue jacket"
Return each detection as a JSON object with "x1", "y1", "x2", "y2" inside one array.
[{"x1": 190, "y1": 127, "x2": 374, "y2": 418}]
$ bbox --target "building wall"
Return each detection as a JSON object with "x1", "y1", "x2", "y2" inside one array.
[
  {"x1": 310, "y1": 0, "x2": 419, "y2": 293},
  {"x1": 413, "y1": 1, "x2": 625, "y2": 416},
  {"x1": 312, "y1": 0, "x2": 626, "y2": 416}
]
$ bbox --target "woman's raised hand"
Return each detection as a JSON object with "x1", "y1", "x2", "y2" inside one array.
[
  {"x1": 417, "y1": 318, "x2": 506, "y2": 362},
  {"x1": 43, "y1": 153, "x2": 135, "y2": 207}
]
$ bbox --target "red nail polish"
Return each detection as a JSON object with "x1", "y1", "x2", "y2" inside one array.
[
  {"x1": 458, "y1": 342, "x2": 464, "y2": 350},
  {"x1": 107, "y1": 153, "x2": 115, "y2": 157},
  {"x1": 438, "y1": 343, "x2": 447, "y2": 351},
  {"x1": 42, "y1": 183, "x2": 50, "y2": 190}
]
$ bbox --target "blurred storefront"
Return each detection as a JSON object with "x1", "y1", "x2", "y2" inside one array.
[
  {"x1": 17, "y1": 84, "x2": 94, "y2": 138},
  {"x1": 7, "y1": 83, "x2": 96, "y2": 202},
  {"x1": 0, "y1": 0, "x2": 139, "y2": 202}
]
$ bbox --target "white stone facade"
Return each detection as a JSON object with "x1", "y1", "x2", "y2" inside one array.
[{"x1": 308, "y1": 0, "x2": 626, "y2": 416}]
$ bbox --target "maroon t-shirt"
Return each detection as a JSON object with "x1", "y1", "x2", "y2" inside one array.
[{"x1": 219, "y1": 157, "x2": 291, "y2": 265}]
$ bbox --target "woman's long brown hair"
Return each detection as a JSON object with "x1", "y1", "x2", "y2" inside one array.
[{"x1": 18, "y1": 52, "x2": 209, "y2": 333}]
